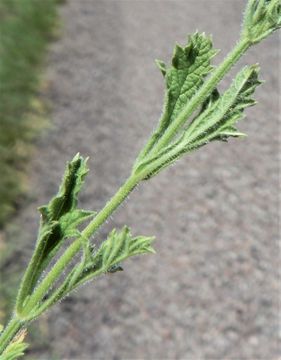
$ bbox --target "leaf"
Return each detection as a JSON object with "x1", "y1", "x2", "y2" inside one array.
[
  {"x1": 135, "y1": 32, "x2": 217, "y2": 162},
  {"x1": 39, "y1": 152, "x2": 89, "y2": 223},
  {"x1": 66, "y1": 226, "x2": 155, "y2": 290},
  {"x1": 243, "y1": 0, "x2": 281, "y2": 43},
  {"x1": 197, "y1": 88, "x2": 220, "y2": 115},
  {"x1": 29, "y1": 227, "x2": 140, "y2": 316},
  {"x1": 161, "y1": 33, "x2": 217, "y2": 125},
  {"x1": 37, "y1": 153, "x2": 94, "y2": 262},
  {"x1": 134, "y1": 64, "x2": 261, "y2": 180},
  {"x1": 1, "y1": 329, "x2": 28, "y2": 360},
  {"x1": 60, "y1": 209, "x2": 96, "y2": 238},
  {"x1": 18, "y1": 154, "x2": 95, "y2": 300},
  {"x1": 183, "y1": 64, "x2": 262, "y2": 145}
]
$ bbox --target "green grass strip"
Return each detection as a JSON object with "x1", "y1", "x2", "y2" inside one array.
[{"x1": 0, "y1": 0, "x2": 60, "y2": 226}]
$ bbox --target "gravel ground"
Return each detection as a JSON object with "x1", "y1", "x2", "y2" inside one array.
[{"x1": 6, "y1": 0, "x2": 280, "y2": 359}]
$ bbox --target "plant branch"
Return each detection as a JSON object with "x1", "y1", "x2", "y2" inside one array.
[
  {"x1": 147, "y1": 38, "x2": 251, "y2": 156},
  {"x1": 19, "y1": 174, "x2": 141, "y2": 318}
]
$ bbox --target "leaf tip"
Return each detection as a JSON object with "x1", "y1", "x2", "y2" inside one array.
[{"x1": 155, "y1": 59, "x2": 166, "y2": 76}]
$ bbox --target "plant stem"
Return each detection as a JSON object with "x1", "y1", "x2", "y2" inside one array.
[
  {"x1": 0, "y1": 317, "x2": 23, "y2": 354},
  {"x1": 20, "y1": 174, "x2": 141, "y2": 317},
  {"x1": 1, "y1": 31, "x2": 253, "y2": 354},
  {"x1": 16, "y1": 37, "x2": 252, "y2": 320},
  {"x1": 17, "y1": 37, "x2": 252, "y2": 319},
  {"x1": 16, "y1": 225, "x2": 47, "y2": 313},
  {"x1": 151, "y1": 37, "x2": 251, "y2": 154}
]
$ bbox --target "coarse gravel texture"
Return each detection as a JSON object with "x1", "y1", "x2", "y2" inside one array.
[{"x1": 5, "y1": 0, "x2": 280, "y2": 359}]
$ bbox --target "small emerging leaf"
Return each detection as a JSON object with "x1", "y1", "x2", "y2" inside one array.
[
  {"x1": 66, "y1": 226, "x2": 155, "y2": 290},
  {"x1": 243, "y1": 0, "x2": 281, "y2": 43},
  {"x1": 1, "y1": 329, "x2": 28, "y2": 360},
  {"x1": 39, "y1": 153, "x2": 89, "y2": 222}
]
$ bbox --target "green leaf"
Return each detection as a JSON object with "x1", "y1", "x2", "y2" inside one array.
[
  {"x1": 243, "y1": 0, "x2": 281, "y2": 43},
  {"x1": 1, "y1": 330, "x2": 28, "y2": 360},
  {"x1": 183, "y1": 64, "x2": 261, "y2": 145},
  {"x1": 17, "y1": 154, "x2": 95, "y2": 305},
  {"x1": 60, "y1": 209, "x2": 96, "y2": 238},
  {"x1": 197, "y1": 88, "x2": 220, "y2": 115},
  {"x1": 39, "y1": 152, "x2": 89, "y2": 222},
  {"x1": 66, "y1": 226, "x2": 155, "y2": 290},
  {"x1": 135, "y1": 64, "x2": 261, "y2": 180},
  {"x1": 162, "y1": 33, "x2": 217, "y2": 125},
  {"x1": 135, "y1": 32, "x2": 217, "y2": 163},
  {"x1": 36, "y1": 153, "x2": 94, "y2": 262}
]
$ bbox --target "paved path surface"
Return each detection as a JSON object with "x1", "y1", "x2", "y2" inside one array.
[{"x1": 10, "y1": 1, "x2": 279, "y2": 359}]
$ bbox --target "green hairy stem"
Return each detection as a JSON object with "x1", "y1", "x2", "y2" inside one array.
[{"x1": 0, "y1": 0, "x2": 280, "y2": 357}]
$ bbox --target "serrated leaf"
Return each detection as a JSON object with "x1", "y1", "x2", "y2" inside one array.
[
  {"x1": 134, "y1": 64, "x2": 261, "y2": 180},
  {"x1": 92, "y1": 226, "x2": 155, "y2": 270},
  {"x1": 135, "y1": 32, "x2": 217, "y2": 163},
  {"x1": 36, "y1": 154, "x2": 94, "y2": 261},
  {"x1": 67, "y1": 226, "x2": 155, "y2": 290},
  {"x1": 183, "y1": 64, "x2": 261, "y2": 145},
  {"x1": 163, "y1": 33, "x2": 217, "y2": 125},
  {"x1": 17, "y1": 154, "x2": 95, "y2": 307},
  {"x1": 39, "y1": 153, "x2": 89, "y2": 223}
]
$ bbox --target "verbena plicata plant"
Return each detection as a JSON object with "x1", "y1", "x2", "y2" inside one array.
[{"x1": 0, "y1": 0, "x2": 280, "y2": 358}]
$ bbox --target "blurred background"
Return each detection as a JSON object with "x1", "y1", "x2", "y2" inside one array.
[{"x1": 0, "y1": 0, "x2": 279, "y2": 359}]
